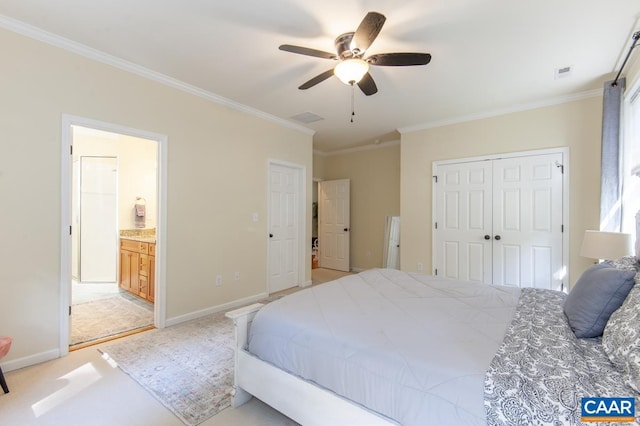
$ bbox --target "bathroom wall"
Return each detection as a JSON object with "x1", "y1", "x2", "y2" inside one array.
[{"x1": 73, "y1": 127, "x2": 158, "y2": 230}]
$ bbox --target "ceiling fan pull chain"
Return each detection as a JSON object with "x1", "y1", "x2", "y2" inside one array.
[{"x1": 350, "y1": 83, "x2": 355, "y2": 123}]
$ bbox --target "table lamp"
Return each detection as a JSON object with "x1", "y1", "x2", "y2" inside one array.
[{"x1": 580, "y1": 230, "x2": 634, "y2": 261}]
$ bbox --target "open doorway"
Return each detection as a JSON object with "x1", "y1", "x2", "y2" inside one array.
[
  {"x1": 61, "y1": 117, "x2": 166, "y2": 353},
  {"x1": 70, "y1": 126, "x2": 158, "y2": 349}
]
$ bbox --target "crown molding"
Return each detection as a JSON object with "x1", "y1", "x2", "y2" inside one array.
[
  {"x1": 316, "y1": 89, "x2": 603, "y2": 155},
  {"x1": 398, "y1": 89, "x2": 603, "y2": 135},
  {"x1": 0, "y1": 14, "x2": 315, "y2": 137},
  {"x1": 314, "y1": 139, "x2": 400, "y2": 157}
]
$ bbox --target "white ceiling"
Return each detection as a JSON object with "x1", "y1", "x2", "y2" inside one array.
[{"x1": 1, "y1": 0, "x2": 639, "y2": 152}]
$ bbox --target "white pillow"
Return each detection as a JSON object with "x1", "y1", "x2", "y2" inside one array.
[{"x1": 602, "y1": 282, "x2": 640, "y2": 393}]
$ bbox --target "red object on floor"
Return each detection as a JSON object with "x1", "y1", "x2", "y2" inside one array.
[{"x1": 0, "y1": 336, "x2": 13, "y2": 393}]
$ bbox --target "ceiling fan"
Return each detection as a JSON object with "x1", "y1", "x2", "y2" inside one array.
[{"x1": 279, "y1": 11, "x2": 432, "y2": 96}]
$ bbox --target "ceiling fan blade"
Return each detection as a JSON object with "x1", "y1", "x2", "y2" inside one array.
[
  {"x1": 357, "y1": 72, "x2": 378, "y2": 96},
  {"x1": 352, "y1": 12, "x2": 386, "y2": 53},
  {"x1": 299, "y1": 69, "x2": 335, "y2": 90},
  {"x1": 279, "y1": 44, "x2": 338, "y2": 60},
  {"x1": 367, "y1": 52, "x2": 432, "y2": 66}
]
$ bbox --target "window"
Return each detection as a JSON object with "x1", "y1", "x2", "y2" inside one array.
[{"x1": 621, "y1": 84, "x2": 640, "y2": 242}]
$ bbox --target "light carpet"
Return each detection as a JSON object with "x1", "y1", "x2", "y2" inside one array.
[
  {"x1": 99, "y1": 311, "x2": 235, "y2": 426},
  {"x1": 71, "y1": 294, "x2": 154, "y2": 345}
]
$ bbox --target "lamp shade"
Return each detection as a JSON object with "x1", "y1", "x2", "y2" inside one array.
[
  {"x1": 580, "y1": 230, "x2": 634, "y2": 260},
  {"x1": 334, "y1": 59, "x2": 369, "y2": 85}
]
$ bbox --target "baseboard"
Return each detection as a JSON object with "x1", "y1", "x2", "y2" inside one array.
[
  {"x1": 302, "y1": 280, "x2": 312, "y2": 287},
  {"x1": 2, "y1": 348, "x2": 60, "y2": 372},
  {"x1": 350, "y1": 267, "x2": 365, "y2": 273},
  {"x1": 164, "y1": 292, "x2": 269, "y2": 327}
]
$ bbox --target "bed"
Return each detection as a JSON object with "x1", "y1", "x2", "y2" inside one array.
[{"x1": 226, "y1": 238, "x2": 640, "y2": 425}]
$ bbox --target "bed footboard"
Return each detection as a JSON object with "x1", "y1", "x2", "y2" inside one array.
[{"x1": 225, "y1": 303, "x2": 264, "y2": 407}]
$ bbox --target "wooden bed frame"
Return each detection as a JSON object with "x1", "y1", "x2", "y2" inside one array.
[{"x1": 225, "y1": 303, "x2": 395, "y2": 426}]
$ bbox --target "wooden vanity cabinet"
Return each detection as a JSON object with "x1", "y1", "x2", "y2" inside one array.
[
  {"x1": 119, "y1": 239, "x2": 155, "y2": 303},
  {"x1": 119, "y1": 241, "x2": 140, "y2": 295}
]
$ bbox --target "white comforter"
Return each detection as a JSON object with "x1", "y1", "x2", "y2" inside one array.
[{"x1": 248, "y1": 269, "x2": 521, "y2": 425}]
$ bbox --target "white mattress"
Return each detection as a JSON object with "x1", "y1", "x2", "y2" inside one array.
[{"x1": 248, "y1": 269, "x2": 521, "y2": 425}]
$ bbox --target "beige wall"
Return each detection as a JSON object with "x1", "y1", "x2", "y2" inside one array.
[
  {"x1": 320, "y1": 143, "x2": 401, "y2": 270},
  {"x1": 312, "y1": 152, "x2": 327, "y2": 180},
  {"x1": 0, "y1": 28, "x2": 312, "y2": 365},
  {"x1": 400, "y1": 96, "x2": 604, "y2": 288}
]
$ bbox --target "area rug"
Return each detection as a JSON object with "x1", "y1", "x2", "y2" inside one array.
[
  {"x1": 99, "y1": 311, "x2": 234, "y2": 426},
  {"x1": 71, "y1": 295, "x2": 154, "y2": 345},
  {"x1": 97, "y1": 279, "x2": 333, "y2": 425}
]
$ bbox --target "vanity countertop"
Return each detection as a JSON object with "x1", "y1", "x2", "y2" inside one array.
[
  {"x1": 120, "y1": 235, "x2": 156, "y2": 244},
  {"x1": 120, "y1": 228, "x2": 156, "y2": 244}
]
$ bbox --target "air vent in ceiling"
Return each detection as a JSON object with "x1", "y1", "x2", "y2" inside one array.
[
  {"x1": 554, "y1": 65, "x2": 573, "y2": 79},
  {"x1": 291, "y1": 112, "x2": 324, "y2": 124}
]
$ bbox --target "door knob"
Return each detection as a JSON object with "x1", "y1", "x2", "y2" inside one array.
[
  {"x1": 344, "y1": 228, "x2": 349, "y2": 232},
  {"x1": 495, "y1": 235, "x2": 501, "y2": 240},
  {"x1": 269, "y1": 233, "x2": 273, "y2": 238},
  {"x1": 484, "y1": 235, "x2": 490, "y2": 240}
]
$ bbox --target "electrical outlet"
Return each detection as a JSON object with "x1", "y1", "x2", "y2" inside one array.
[
  {"x1": 417, "y1": 262, "x2": 424, "y2": 272},
  {"x1": 234, "y1": 272, "x2": 240, "y2": 281},
  {"x1": 215, "y1": 275, "x2": 222, "y2": 286}
]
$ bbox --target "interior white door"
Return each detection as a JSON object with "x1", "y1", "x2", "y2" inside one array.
[
  {"x1": 268, "y1": 163, "x2": 300, "y2": 293},
  {"x1": 386, "y1": 216, "x2": 401, "y2": 269},
  {"x1": 434, "y1": 151, "x2": 564, "y2": 290},
  {"x1": 319, "y1": 179, "x2": 350, "y2": 271},
  {"x1": 79, "y1": 156, "x2": 118, "y2": 282},
  {"x1": 434, "y1": 161, "x2": 493, "y2": 282},
  {"x1": 492, "y1": 154, "x2": 564, "y2": 290}
]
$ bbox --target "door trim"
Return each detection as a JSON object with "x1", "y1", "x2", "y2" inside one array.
[
  {"x1": 431, "y1": 147, "x2": 571, "y2": 287},
  {"x1": 267, "y1": 159, "x2": 307, "y2": 293},
  {"x1": 60, "y1": 114, "x2": 168, "y2": 357}
]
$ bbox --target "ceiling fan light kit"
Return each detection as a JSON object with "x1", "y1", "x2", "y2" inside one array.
[
  {"x1": 280, "y1": 11, "x2": 432, "y2": 96},
  {"x1": 334, "y1": 59, "x2": 370, "y2": 85}
]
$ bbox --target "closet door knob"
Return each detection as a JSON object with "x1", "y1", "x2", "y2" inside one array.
[
  {"x1": 269, "y1": 233, "x2": 273, "y2": 238},
  {"x1": 484, "y1": 235, "x2": 490, "y2": 240},
  {"x1": 495, "y1": 235, "x2": 501, "y2": 240}
]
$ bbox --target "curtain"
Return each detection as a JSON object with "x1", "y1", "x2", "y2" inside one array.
[{"x1": 600, "y1": 77, "x2": 625, "y2": 231}]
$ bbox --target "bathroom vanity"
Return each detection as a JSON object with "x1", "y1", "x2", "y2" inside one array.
[{"x1": 119, "y1": 232, "x2": 155, "y2": 303}]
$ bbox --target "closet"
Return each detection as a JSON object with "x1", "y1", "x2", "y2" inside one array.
[{"x1": 432, "y1": 149, "x2": 566, "y2": 291}]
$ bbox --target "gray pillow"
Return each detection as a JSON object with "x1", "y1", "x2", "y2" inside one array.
[{"x1": 563, "y1": 263, "x2": 636, "y2": 338}]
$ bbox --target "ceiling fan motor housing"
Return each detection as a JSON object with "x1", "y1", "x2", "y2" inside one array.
[{"x1": 335, "y1": 32, "x2": 358, "y2": 59}]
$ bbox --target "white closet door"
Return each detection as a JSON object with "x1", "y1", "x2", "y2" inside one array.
[
  {"x1": 434, "y1": 152, "x2": 564, "y2": 290},
  {"x1": 492, "y1": 153, "x2": 564, "y2": 290},
  {"x1": 434, "y1": 161, "x2": 493, "y2": 283},
  {"x1": 79, "y1": 156, "x2": 118, "y2": 282}
]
